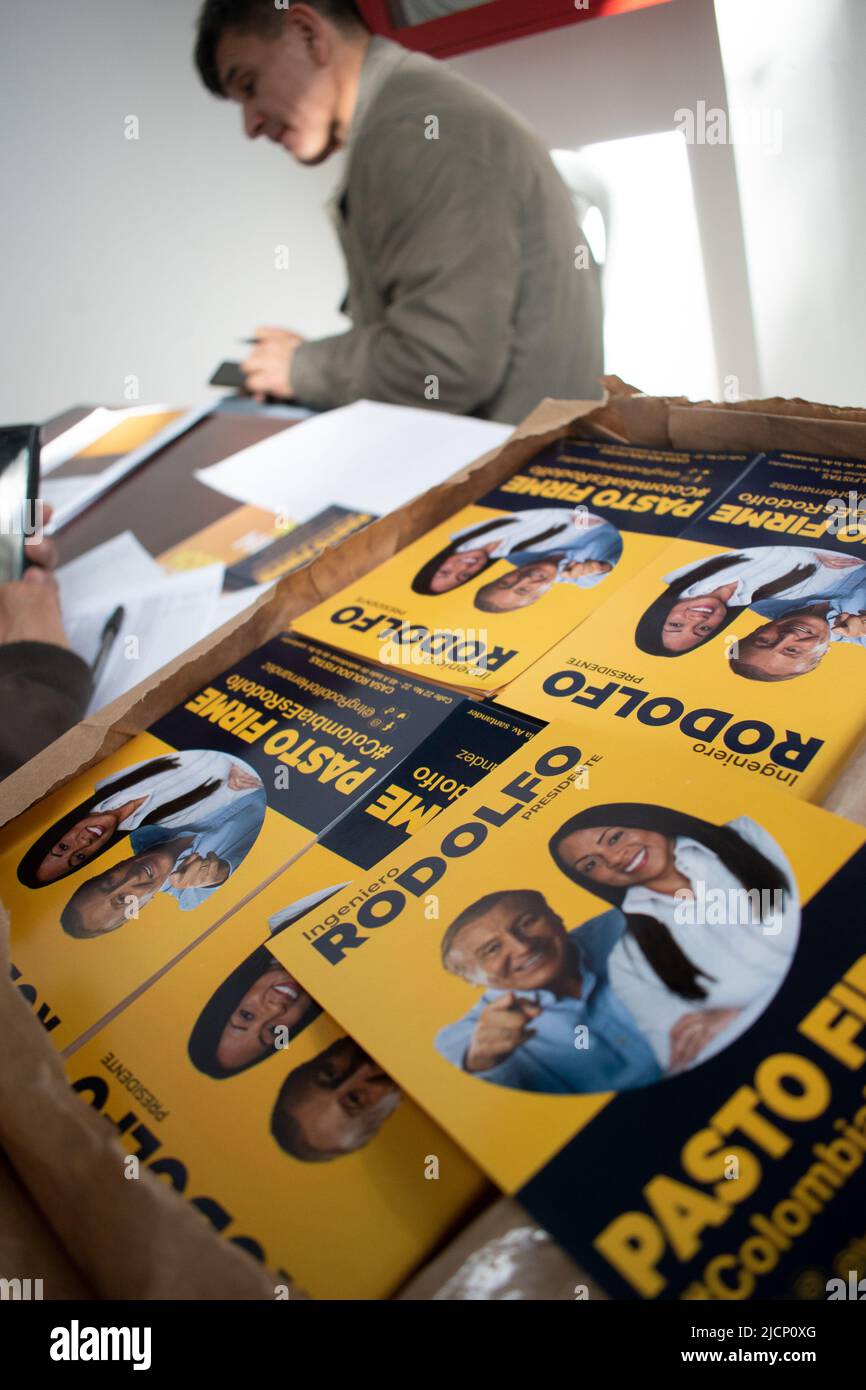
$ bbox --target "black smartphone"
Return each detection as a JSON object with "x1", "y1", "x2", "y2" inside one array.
[
  {"x1": 0, "y1": 425, "x2": 40, "y2": 583},
  {"x1": 209, "y1": 360, "x2": 247, "y2": 390}
]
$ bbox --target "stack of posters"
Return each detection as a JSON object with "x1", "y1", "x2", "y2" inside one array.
[
  {"x1": 261, "y1": 719, "x2": 866, "y2": 1300},
  {"x1": 497, "y1": 450, "x2": 866, "y2": 800},
  {"x1": 1, "y1": 633, "x2": 462, "y2": 1050},
  {"x1": 293, "y1": 439, "x2": 758, "y2": 692}
]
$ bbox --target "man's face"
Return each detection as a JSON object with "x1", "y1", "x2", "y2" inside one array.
[
  {"x1": 429, "y1": 549, "x2": 489, "y2": 594},
  {"x1": 36, "y1": 811, "x2": 119, "y2": 883},
  {"x1": 734, "y1": 610, "x2": 831, "y2": 678},
  {"x1": 480, "y1": 561, "x2": 558, "y2": 611},
  {"x1": 217, "y1": 961, "x2": 312, "y2": 1072},
  {"x1": 448, "y1": 894, "x2": 569, "y2": 991},
  {"x1": 556, "y1": 824, "x2": 672, "y2": 889},
  {"x1": 277, "y1": 1038, "x2": 402, "y2": 1157},
  {"x1": 66, "y1": 847, "x2": 177, "y2": 936},
  {"x1": 216, "y1": 15, "x2": 342, "y2": 166}
]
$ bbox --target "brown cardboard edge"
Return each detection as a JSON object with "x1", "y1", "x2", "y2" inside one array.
[{"x1": 669, "y1": 407, "x2": 866, "y2": 458}]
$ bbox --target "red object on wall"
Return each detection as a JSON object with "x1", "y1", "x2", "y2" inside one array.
[{"x1": 358, "y1": 0, "x2": 673, "y2": 60}]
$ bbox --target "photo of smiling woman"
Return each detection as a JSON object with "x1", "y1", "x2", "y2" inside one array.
[
  {"x1": 549, "y1": 804, "x2": 799, "y2": 1075},
  {"x1": 188, "y1": 944, "x2": 321, "y2": 1079},
  {"x1": 411, "y1": 508, "x2": 620, "y2": 596},
  {"x1": 18, "y1": 750, "x2": 264, "y2": 888},
  {"x1": 635, "y1": 546, "x2": 866, "y2": 657}
]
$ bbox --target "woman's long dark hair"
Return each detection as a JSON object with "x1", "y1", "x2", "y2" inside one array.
[
  {"x1": 634, "y1": 553, "x2": 818, "y2": 657},
  {"x1": 188, "y1": 940, "x2": 321, "y2": 1079},
  {"x1": 411, "y1": 516, "x2": 574, "y2": 595},
  {"x1": 549, "y1": 802, "x2": 790, "y2": 1001},
  {"x1": 17, "y1": 756, "x2": 223, "y2": 888}
]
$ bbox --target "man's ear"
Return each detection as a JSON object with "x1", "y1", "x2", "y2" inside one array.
[{"x1": 287, "y1": 4, "x2": 334, "y2": 66}]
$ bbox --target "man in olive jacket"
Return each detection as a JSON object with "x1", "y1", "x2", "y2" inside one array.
[{"x1": 195, "y1": 0, "x2": 603, "y2": 423}]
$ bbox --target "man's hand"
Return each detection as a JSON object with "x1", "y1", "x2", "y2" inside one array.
[
  {"x1": 834, "y1": 610, "x2": 866, "y2": 638},
  {"x1": 0, "y1": 568, "x2": 69, "y2": 649},
  {"x1": 561, "y1": 559, "x2": 611, "y2": 580},
  {"x1": 227, "y1": 763, "x2": 263, "y2": 791},
  {"x1": 464, "y1": 993, "x2": 541, "y2": 1074},
  {"x1": 241, "y1": 327, "x2": 305, "y2": 402},
  {"x1": 170, "y1": 851, "x2": 230, "y2": 891},
  {"x1": 668, "y1": 1006, "x2": 740, "y2": 1072}
]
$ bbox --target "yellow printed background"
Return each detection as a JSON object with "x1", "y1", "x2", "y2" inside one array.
[
  {"x1": 498, "y1": 538, "x2": 866, "y2": 802},
  {"x1": 65, "y1": 916, "x2": 486, "y2": 1300},
  {"x1": 0, "y1": 732, "x2": 312, "y2": 1050},
  {"x1": 294, "y1": 503, "x2": 667, "y2": 692},
  {"x1": 266, "y1": 721, "x2": 866, "y2": 1193}
]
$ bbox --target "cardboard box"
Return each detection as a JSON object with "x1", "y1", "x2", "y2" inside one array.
[
  {"x1": 4, "y1": 380, "x2": 866, "y2": 1299},
  {"x1": 4, "y1": 380, "x2": 866, "y2": 836}
]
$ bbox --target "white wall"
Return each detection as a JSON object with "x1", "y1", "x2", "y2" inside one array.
[
  {"x1": 453, "y1": 0, "x2": 866, "y2": 408},
  {"x1": 452, "y1": 0, "x2": 760, "y2": 400},
  {"x1": 714, "y1": 0, "x2": 866, "y2": 408},
  {"x1": 0, "y1": 0, "x2": 348, "y2": 422},
  {"x1": 3, "y1": 0, "x2": 864, "y2": 422}
]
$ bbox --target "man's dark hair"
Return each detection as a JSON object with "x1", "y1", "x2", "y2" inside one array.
[{"x1": 195, "y1": 0, "x2": 367, "y2": 97}]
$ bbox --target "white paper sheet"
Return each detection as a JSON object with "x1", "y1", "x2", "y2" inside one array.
[
  {"x1": 209, "y1": 582, "x2": 274, "y2": 629},
  {"x1": 59, "y1": 549, "x2": 226, "y2": 715},
  {"x1": 194, "y1": 400, "x2": 512, "y2": 522},
  {"x1": 57, "y1": 532, "x2": 164, "y2": 616}
]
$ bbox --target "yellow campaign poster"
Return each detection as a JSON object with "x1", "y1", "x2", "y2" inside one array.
[
  {"x1": 158, "y1": 504, "x2": 284, "y2": 572},
  {"x1": 2, "y1": 731, "x2": 310, "y2": 1052},
  {"x1": 75, "y1": 409, "x2": 185, "y2": 457},
  {"x1": 261, "y1": 721, "x2": 866, "y2": 1298},
  {"x1": 293, "y1": 439, "x2": 755, "y2": 692},
  {"x1": 64, "y1": 905, "x2": 486, "y2": 1300},
  {"x1": 498, "y1": 450, "x2": 866, "y2": 801},
  {"x1": 1, "y1": 633, "x2": 463, "y2": 1049}
]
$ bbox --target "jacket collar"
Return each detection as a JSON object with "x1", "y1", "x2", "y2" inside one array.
[{"x1": 332, "y1": 37, "x2": 411, "y2": 203}]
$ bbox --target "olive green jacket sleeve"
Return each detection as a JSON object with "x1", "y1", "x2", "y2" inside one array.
[{"x1": 291, "y1": 119, "x2": 520, "y2": 418}]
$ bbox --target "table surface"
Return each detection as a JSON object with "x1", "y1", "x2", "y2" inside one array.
[{"x1": 44, "y1": 403, "x2": 301, "y2": 566}]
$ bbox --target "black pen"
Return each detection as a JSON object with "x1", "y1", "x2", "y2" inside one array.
[{"x1": 91, "y1": 605, "x2": 125, "y2": 687}]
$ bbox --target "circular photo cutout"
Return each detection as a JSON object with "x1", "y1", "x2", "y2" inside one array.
[{"x1": 435, "y1": 806, "x2": 799, "y2": 1093}]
